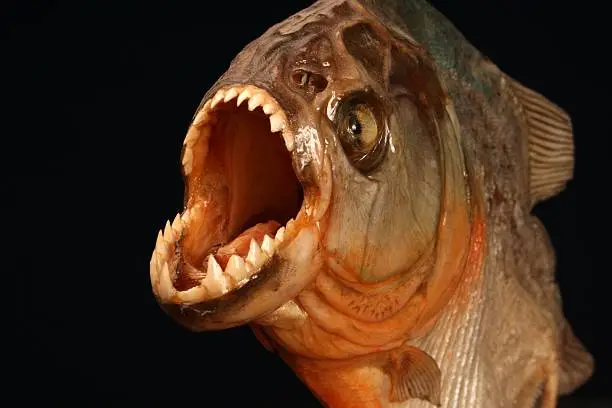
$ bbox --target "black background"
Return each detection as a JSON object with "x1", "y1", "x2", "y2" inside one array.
[{"x1": 3, "y1": 0, "x2": 610, "y2": 406}]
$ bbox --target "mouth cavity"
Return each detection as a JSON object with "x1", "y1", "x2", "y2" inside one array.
[{"x1": 150, "y1": 85, "x2": 310, "y2": 305}]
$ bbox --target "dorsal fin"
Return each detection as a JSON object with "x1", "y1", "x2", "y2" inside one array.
[{"x1": 506, "y1": 77, "x2": 575, "y2": 206}]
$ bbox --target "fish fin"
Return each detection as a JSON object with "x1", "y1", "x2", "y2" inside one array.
[
  {"x1": 506, "y1": 77, "x2": 574, "y2": 206},
  {"x1": 249, "y1": 324, "x2": 276, "y2": 353},
  {"x1": 558, "y1": 323, "x2": 594, "y2": 395},
  {"x1": 383, "y1": 345, "x2": 441, "y2": 406}
]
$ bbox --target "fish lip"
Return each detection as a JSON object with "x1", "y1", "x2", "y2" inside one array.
[{"x1": 150, "y1": 82, "x2": 330, "y2": 329}]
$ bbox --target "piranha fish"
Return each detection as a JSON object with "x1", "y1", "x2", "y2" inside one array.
[{"x1": 149, "y1": 0, "x2": 594, "y2": 406}]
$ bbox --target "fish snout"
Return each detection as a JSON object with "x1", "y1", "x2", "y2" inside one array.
[{"x1": 149, "y1": 84, "x2": 329, "y2": 330}]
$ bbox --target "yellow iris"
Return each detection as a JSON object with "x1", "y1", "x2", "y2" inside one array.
[{"x1": 346, "y1": 104, "x2": 378, "y2": 149}]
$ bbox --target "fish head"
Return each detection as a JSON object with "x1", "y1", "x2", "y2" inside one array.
[{"x1": 150, "y1": 0, "x2": 467, "y2": 335}]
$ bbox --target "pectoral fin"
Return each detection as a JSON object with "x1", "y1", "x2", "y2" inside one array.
[{"x1": 383, "y1": 345, "x2": 441, "y2": 406}]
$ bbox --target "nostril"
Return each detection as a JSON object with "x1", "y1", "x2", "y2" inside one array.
[
  {"x1": 308, "y1": 73, "x2": 328, "y2": 93},
  {"x1": 291, "y1": 70, "x2": 309, "y2": 88},
  {"x1": 290, "y1": 69, "x2": 328, "y2": 94}
]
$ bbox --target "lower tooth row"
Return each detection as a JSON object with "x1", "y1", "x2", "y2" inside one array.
[
  {"x1": 151, "y1": 219, "x2": 290, "y2": 304},
  {"x1": 199, "y1": 232, "x2": 280, "y2": 296}
]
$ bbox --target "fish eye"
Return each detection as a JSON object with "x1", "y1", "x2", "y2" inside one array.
[
  {"x1": 345, "y1": 105, "x2": 377, "y2": 146},
  {"x1": 335, "y1": 92, "x2": 387, "y2": 173}
]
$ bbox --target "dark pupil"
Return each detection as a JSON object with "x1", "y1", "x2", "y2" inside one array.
[{"x1": 347, "y1": 113, "x2": 361, "y2": 137}]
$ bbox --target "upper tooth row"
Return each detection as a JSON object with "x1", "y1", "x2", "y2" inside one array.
[
  {"x1": 181, "y1": 85, "x2": 294, "y2": 175},
  {"x1": 150, "y1": 221, "x2": 288, "y2": 304}
]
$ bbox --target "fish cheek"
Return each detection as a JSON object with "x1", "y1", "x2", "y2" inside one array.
[
  {"x1": 321, "y1": 30, "x2": 442, "y2": 281},
  {"x1": 323, "y1": 143, "x2": 380, "y2": 279},
  {"x1": 321, "y1": 102, "x2": 439, "y2": 283},
  {"x1": 372, "y1": 126, "x2": 440, "y2": 280},
  {"x1": 358, "y1": 106, "x2": 441, "y2": 283},
  {"x1": 390, "y1": 100, "x2": 441, "y2": 246},
  {"x1": 350, "y1": 41, "x2": 447, "y2": 282}
]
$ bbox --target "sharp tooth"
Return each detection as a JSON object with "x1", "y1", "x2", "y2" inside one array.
[
  {"x1": 261, "y1": 235, "x2": 276, "y2": 257},
  {"x1": 211, "y1": 91, "x2": 225, "y2": 109},
  {"x1": 269, "y1": 112, "x2": 285, "y2": 133},
  {"x1": 225, "y1": 255, "x2": 248, "y2": 283},
  {"x1": 195, "y1": 112, "x2": 217, "y2": 127},
  {"x1": 275, "y1": 227, "x2": 285, "y2": 243},
  {"x1": 263, "y1": 103, "x2": 277, "y2": 115},
  {"x1": 156, "y1": 230, "x2": 169, "y2": 259},
  {"x1": 246, "y1": 239, "x2": 265, "y2": 267},
  {"x1": 176, "y1": 282, "x2": 209, "y2": 303},
  {"x1": 181, "y1": 209, "x2": 191, "y2": 224},
  {"x1": 172, "y1": 213, "x2": 182, "y2": 232},
  {"x1": 182, "y1": 147, "x2": 193, "y2": 175},
  {"x1": 164, "y1": 221, "x2": 174, "y2": 243},
  {"x1": 154, "y1": 252, "x2": 164, "y2": 273},
  {"x1": 183, "y1": 126, "x2": 199, "y2": 146},
  {"x1": 203, "y1": 256, "x2": 229, "y2": 297},
  {"x1": 158, "y1": 262, "x2": 177, "y2": 301},
  {"x1": 282, "y1": 132, "x2": 295, "y2": 151},
  {"x1": 193, "y1": 100, "x2": 211, "y2": 126},
  {"x1": 184, "y1": 126, "x2": 210, "y2": 161},
  {"x1": 193, "y1": 108, "x2": 211, "y2": 127},
  {"x1": 248, "y1": 93, "x2": 264, "y2": 111},
  {"x1": 224, "y1": 88, "x2": 239, "y2": 102},
  {"x1": 237, "y1": 88, "x2": 252, "y2": 106},
  {"x1": 202, "y1": 99, "x2": 211, "y2": 112},
  {"x1": 286, "y1": 218, "x2": 296, "y2": 234},
  {"x1": 149, "y1": 251, "x2": 160, "y2": 288}
]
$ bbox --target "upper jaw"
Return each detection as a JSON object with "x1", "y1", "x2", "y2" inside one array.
[
  {"x1": 183, "y1": 83, "x2": 297, "y2": 176},
  {"x1": 149, "y1": 83, "x2": 329, "y2": 329}
]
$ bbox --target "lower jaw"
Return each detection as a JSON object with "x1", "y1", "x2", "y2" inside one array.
[{"x1": 154, "y1": 221, "x2": 323, "y2": 331}]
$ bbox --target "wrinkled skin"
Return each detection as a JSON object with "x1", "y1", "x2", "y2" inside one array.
[{"x1": 150, "y1": 0, "x2": 593, "y2": 407}]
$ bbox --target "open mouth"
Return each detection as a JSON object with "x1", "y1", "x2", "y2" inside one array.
[{"x1": 150, "y1": 85, "x2": 313, "y2": 306}]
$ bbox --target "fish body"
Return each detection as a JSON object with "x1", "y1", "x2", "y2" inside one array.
[{"x1": 149, "y1": 0, "x2": 593, "y2": 406}]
